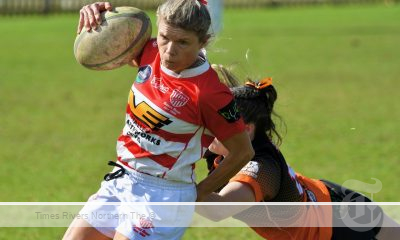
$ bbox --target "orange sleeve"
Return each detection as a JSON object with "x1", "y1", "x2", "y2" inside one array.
[
  {"x1": 295, "y1": 173, "x2": 331, "y2": 202},
  {"x1": 230, "y1": 174, "x2": 264, "y2": 202}
]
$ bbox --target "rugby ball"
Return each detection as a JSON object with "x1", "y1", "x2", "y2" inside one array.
[{"x1": 74, "y1": 6, "x2": 152, "y2": 70}]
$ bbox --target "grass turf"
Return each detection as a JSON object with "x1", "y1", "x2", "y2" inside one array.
[{"x1": 0, "y1": 4, "x2": 399, "y2": 239}]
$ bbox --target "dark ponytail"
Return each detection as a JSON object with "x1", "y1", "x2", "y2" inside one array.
[{"x1": 213, "y1": 65, "x2": 283, "y2": 145}]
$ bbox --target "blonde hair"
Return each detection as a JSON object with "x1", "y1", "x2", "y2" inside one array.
[
  {"x1": 211, "y1": 64, "x2": 241, "y2": 88},
  {"x1": 157, "y1": 0, "x2": 211, "y2": 43}
]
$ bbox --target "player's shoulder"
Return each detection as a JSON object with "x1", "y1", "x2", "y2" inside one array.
[
  {"x1": 198, "y1": 67, "x2": 232, "y2": 96},
  {"x1": 142, "y1": 38, "x2": 158, "y2": 56},
  {"x1": 138, "y1": 38, "x2": 158, "y2": 66},
  {"x1": 143, "y1": 38, "x2": 158, "y2": 50},
  {"x1": 204, "y1": 66, "x2": 223, "y2": 85}
]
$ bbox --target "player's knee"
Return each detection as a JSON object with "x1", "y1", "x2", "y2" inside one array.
[
  {"x1": 62, "y1": 222, "x2": 107, "y2": 240},
  {"x1": 113, "y1": 231, "x2": 130, "y2": 240},
  {"x1": 62, "y1": 227, "x2": 88, "y2": 240},
  {"x1": 61, "y1": 227, "x2": 77, "y2": 240}
]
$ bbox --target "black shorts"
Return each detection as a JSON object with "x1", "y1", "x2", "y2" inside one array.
[{"x1": 320, "y1": 179, "x2": 383, "y2": 240}]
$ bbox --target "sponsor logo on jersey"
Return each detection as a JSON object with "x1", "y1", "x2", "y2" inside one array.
[
  {"x1": 218, "y1": 100, "x2": 241, "y2": 123},
  {"x1": 151, "y1": 77, "x2": 169, "y2": 93},
  {"x1": 170, "y1": 89, "x2": 189, "y2": 108},
  {"x1": 240, "y1": 161, "x2": 259, "y2": 178},
  {"x1": 126, "y1": 119, "x2": 161, "y2": 145},
  {"x1": 163, "y1": 101, "x2": 181, "y2": 115},
  {"x1": 129, "y1": 90, "x2": 172, "y2": 130},
  {"x1": 136, "y1": 65, "x2": 152, "y2": 83}
]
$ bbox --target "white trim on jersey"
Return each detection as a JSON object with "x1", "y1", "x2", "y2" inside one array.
[
  {"x1": 165, "y1": 127, "x2": 206, "y2": 182},
  {"x1": 118, "y1": 124, "x2": 206, "y2": 183},
  {"x1": 121, "y1": 157, "x2": 169, "y2": 178},
  {"x1": 161, "y1": 59, "x2": 210, "y2": 78}
]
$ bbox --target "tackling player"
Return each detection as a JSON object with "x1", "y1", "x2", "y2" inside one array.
[{"x1": 199, "y1": 65, "x2": 400, "y2": 240}]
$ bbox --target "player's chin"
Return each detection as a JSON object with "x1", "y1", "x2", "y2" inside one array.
[{"x1": 163, "y1": 61, "x2": 183, "y2": 73}]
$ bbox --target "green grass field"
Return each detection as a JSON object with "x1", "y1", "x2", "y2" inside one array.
[{"x1": 0, "y1": 4, "x2": 399, "y2": 239}]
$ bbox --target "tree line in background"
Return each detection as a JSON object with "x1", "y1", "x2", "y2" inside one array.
[{"x1": 0, "y1": 0, "x2": 397, "y2": 14}]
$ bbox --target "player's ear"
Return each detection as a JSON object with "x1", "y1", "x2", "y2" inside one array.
[
  {"x1": 245, "y1": 123, "x2": 256, "y2": 140},
  {"x1": 200, "y1": 34, "x2": 211, "y2": 48}
]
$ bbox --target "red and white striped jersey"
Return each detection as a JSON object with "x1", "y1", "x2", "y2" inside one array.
[{"x1": 116, "y1": 39, "x2": 245, "y2": 183}]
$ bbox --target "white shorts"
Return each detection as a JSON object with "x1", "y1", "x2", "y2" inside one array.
[{"x1": 79, "y1": 165, "x2": 197, "y2": 239}]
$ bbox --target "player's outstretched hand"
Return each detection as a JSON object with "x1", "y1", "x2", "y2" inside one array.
[{"x1": 77, "y1": 2, "x2": 113, "y2": 34}]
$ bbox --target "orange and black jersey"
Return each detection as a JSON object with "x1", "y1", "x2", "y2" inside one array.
[
  {"x1": 205, "y1": 133, "x2": 332, "y2": 240},
  {"x1": 206, "y1": 133, "x2": 312, "y2": 202},
  {"x1": 233, "y1": 133, "x2": 304, "y2": 202}
]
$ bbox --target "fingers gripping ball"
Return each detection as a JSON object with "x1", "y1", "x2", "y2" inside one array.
[{"x1": 74, "y1": 7, "x2": 152, "y2": 70}]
